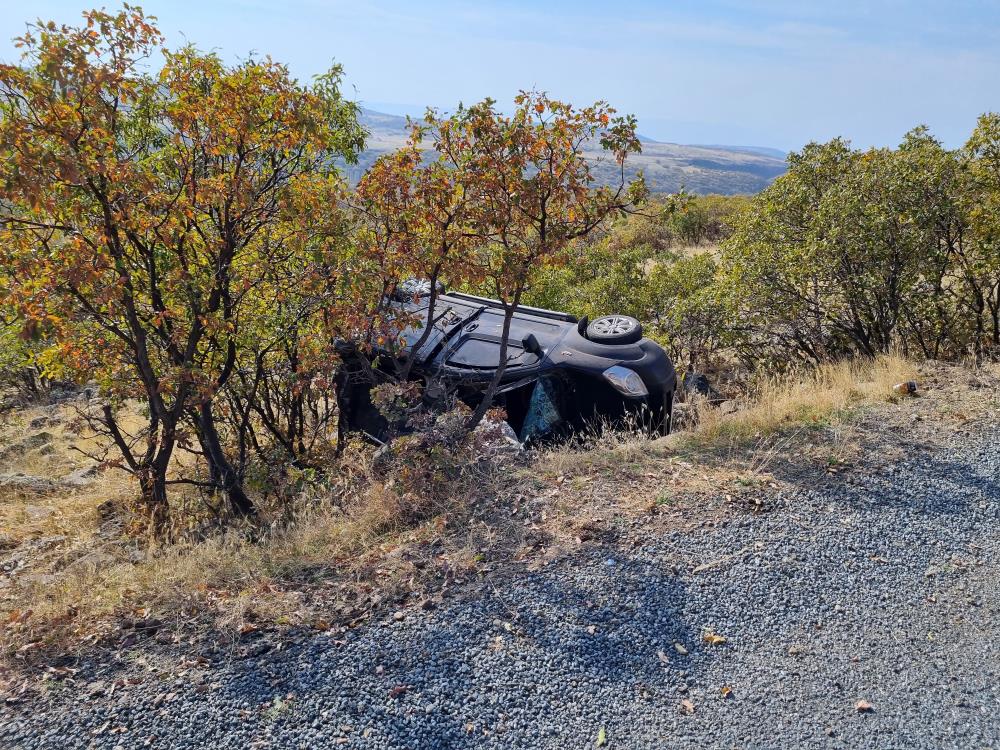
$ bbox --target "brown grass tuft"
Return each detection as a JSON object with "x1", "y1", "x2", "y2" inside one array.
[{"x1": 687, "y1": 354, "x2": 916, "y2": 444}]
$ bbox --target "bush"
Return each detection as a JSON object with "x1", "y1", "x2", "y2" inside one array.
[
  {"x1": 721, "y1": 127, "x2": 1000, "y2": 363},
  {"x1": 528, "y1": 122, "x2": 1000, "y2": 372},
  {"x1": 0, "y1": 318, "x2": 46, "y2": 405},
  {"x1": 668, "y1": 194, "x2": 750, "y2": 246},
  {"x1": 647, "y1": 253, "x2": 732, "y2": 369},
  {"x1": 371, "y1": 383, "x2": 517, "y2": 523},
  {"x1": 524, "y1": 197, "x2": 741, "y2": 371},
  {"x1": 525, "y1": 201, "x2": 680, "y2": 320}
]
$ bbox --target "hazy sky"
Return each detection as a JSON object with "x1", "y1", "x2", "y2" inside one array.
[{"x1": 0, "y1": 0, "x2": 996, "y2": 151}]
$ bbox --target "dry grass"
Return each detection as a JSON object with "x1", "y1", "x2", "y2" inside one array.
[
  {"x1": 520, "y1": 354, "x2": 922, "y2": 552},
  {"x1": 0, "y1": 408, "x2": 503, "y2": 661},
  {"x1": 687, "y1": 354, "x2": 916, "y2": 445},
  {"x1": 535, "y1": 354, "x2": 914, "y2": 479},
  {"x1": 0, "y1": 353, "x2": 925, "y2": 665},
  {"x1": 0, "y1": 400, "x2": 158, "y2": 546},
  {"x1": 9, "y1": 493, "x2": 398, "y2": 641}
]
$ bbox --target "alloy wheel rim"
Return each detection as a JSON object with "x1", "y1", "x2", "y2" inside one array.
[{"x1": 593, "y1": 316, "x2": 635, "y2": 335}]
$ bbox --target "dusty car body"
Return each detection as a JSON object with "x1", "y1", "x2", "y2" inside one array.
[{"x1": 339, "y1": 286, "x2": 677, "y2": 443}]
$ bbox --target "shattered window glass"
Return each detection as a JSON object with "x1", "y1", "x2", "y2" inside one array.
[{"x1": 519, "y1": 376, "x2": 564, "y2": 441}]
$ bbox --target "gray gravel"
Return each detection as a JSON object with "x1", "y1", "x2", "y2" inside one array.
[{"x1": 2, "y1": 424, "x2": 998, "y2": 749}]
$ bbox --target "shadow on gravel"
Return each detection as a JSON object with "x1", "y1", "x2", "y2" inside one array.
[
  {"x1": 155, "y1": 553, "x2": 704, "y2": 748},
  {"x1": 346, "y1": 555, "x2": 700, "y2": 746},
  {"x1": 819, "y1": 447, "x2": 999, "y2": 518}
]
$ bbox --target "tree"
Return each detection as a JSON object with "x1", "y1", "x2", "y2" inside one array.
[
  {"x1": 720, "y1": 139, "x2": 856, "y2": 363},
  {"x1": 451, "y1": 92, "x2": 647, "y2": 429},
  {"x1": 0, "y1": 7, "x2": 363, "y2": 529},
  {"x1": 964, "y1": 113, "x2": 1000, "y2": 350},
  {"x1": 352, "y1": 121, "x2": 478, "y2": 384},
  {"x1": 721, "y1": 128, "x2": 998, "y2": 364}
]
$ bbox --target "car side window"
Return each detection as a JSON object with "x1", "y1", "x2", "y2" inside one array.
[{"x1": 519, "y1": 376, "x2": 565, "y2": 441}]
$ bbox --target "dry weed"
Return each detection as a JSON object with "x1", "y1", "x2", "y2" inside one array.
[{"x1": 688, "y1": 354, "x2": 915, "y2": 444}]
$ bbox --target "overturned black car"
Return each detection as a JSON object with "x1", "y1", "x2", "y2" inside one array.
[{"x1": 339, "y1": 282, "x2": 677, "y2": 444}]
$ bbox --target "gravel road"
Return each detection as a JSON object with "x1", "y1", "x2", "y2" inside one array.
[{"x1": 2, "y1": 422, "x2": 998, "y2": 749}]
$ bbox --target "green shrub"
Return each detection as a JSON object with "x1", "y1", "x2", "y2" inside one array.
[
  {"x1": 721, "y1": 127, "x2": 1000, "y2": 363},
  {"x1": 647, "y1": 253, "x2": 732, "y2": 369},
  {"x1": 0, "y1": 317, "x2": 45, "y2": 402}
]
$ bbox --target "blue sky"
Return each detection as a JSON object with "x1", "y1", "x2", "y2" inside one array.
[{"x1": 0, "y1": 0, "x2": 996, "y2": 150}]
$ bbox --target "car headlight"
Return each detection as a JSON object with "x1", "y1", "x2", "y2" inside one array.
[{"x1": 602, "y1": 365, "x2": 648, "y2": 397}]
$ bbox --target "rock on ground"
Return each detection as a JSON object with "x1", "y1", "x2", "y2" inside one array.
[{"x1": 1, "y1": 425, "x2": 998, "y2": 750}]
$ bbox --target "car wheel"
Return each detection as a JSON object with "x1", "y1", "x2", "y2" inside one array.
[{"x1": 586, "y1": 314, "x2": 643, "y2": 344}]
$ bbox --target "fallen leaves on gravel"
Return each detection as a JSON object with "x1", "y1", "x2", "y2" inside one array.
[
  {"x1": 673, "y1": 642, "x2": 688, "y2": 655},
  {"x1": 680, "y1": 699, "x2": 696, "y2": 714},
  {"x1": 152, "y1": 691, "x2": 175, "y2": 707},
  {"x1": 389, "y1": 684, "x2": 410, "y2": 699},
  {"x1": 720, "y1": 685, "x2": 732, "y2": 699},
  {"x1": 702, "y1": 630, "x2": 727, "y2": 645},
  {"x1": 596, "y1": 726, "x2": 607, "y2": 746},
  {"x1": 855, "y1": 700, "x2": 874, "y2": 713}
]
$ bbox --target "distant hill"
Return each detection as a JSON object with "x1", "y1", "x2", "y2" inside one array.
[{"x1": 343, "y1": 108, "x2": 787, "y2": 196}]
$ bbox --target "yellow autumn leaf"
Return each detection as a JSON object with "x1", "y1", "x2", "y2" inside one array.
[{"x1": 703, "y1": 630, "x2": 727, "y2": 645}]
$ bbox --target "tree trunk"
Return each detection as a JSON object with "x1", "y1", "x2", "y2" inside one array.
[
  {"x1": 988, "y1": 281, "x2": 1000, "y2": 347},
  {"x1": 465, "y1": 289, "x2": 522, "y2": 432},
  {"x1": 334, "y1": 365, "x2": 351, "y2": 457},
  {"x1": 197, "y1": 402, "x2": 255, "y2": 517},
  {"x1": 138, "y1": 464, "x2": 170, "y2": 538}
]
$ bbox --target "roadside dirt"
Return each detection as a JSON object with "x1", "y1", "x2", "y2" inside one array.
[{"x1": 0, "y1": 359, "x2": 997, "y2": 693}]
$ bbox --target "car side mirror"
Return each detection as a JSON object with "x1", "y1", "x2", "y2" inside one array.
[
  {"x1": 577, "y1": 316, "x2": 589, "y2": 336},
  {"x1": 522, "y1": 333, "x2": 543, "y2": 355}
]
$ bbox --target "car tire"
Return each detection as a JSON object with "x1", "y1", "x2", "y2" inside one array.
[{"x1": 586, "y1": 314, "x2": 643, "y2": 344}]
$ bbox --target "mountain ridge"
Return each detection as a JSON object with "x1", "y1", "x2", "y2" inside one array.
[{"x1": 347, "y1": 108, "x2": 788, "y2": 195}]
